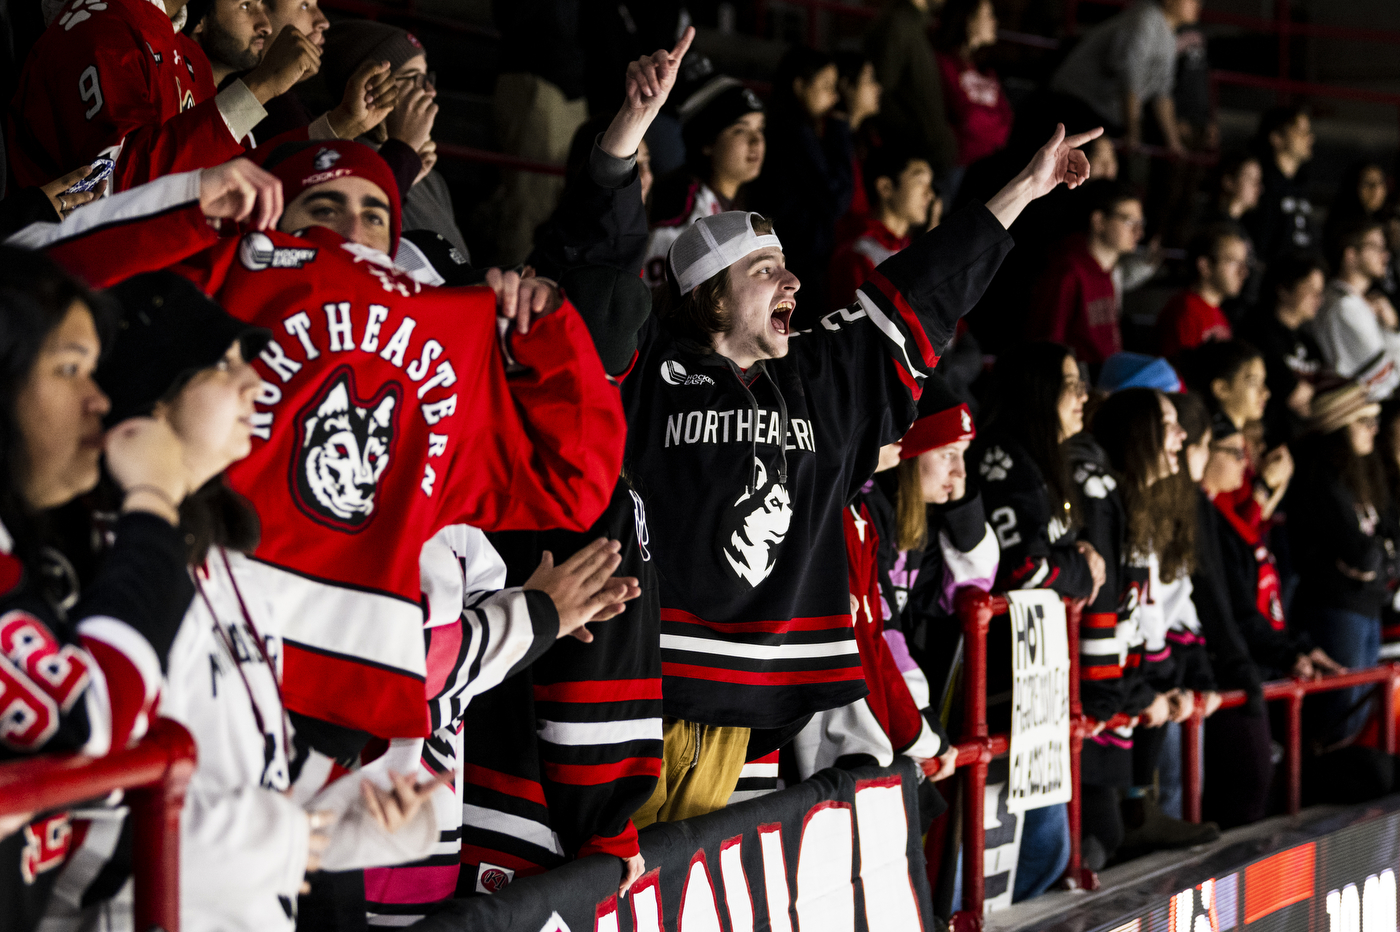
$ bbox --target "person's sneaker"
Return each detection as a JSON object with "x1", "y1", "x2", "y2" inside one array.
[{"x1": 1118, "y1": 797, "x2": 1220, "y2": 858}]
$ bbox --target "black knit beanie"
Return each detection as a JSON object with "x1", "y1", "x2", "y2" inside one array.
[{"x1": 321, "y1": 21, "x2": 425, "y2": 101}]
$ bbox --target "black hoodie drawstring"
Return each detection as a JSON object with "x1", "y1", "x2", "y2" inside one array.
[
  {"x1": 762, "y1": 365, "x2": 789, "y2": 486},
  {"x1": 689, "y1": 352, "x2": 792, "y2": 495}
]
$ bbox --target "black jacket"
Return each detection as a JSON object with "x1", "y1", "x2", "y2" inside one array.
[
  {"x1": 1241, "y1": 157, "x2": 1316, "y2": 266},
  {"x1": 1289, "y1": 448, "x2": 1392, "y2": 618},
  {"x1": 1190, "y1": 492, "x2": 1267, "y2": 711},
  {"x1": 1237, "y1": 308, "x2": 1327, "y2": 447},
  {"x1": 615, "y1": 205, "x2": 1012, "y2": 729},
  {"x1": 970, "y1": 431, "x2": 1094, "y2": 599},
  {"x1": 529, "y1": 138, "x2": 648, "y2": 281}
]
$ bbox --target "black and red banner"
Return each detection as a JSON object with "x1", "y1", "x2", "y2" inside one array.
[{"x1": 414, "y1": 759, "x2": 933, "y2": 932}]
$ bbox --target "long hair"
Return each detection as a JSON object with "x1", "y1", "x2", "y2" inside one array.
[
  {"x1": 1322, "y1": 425, "x2": 1390, "y2": 512},
  {"x1": 984, "y1": 342, "x2": 1080, "y2": 528},
  {"x1": 656, "y1": 215, "x2": 776, "y2": 345},
  {"x1": 0, "y1": 247, "x2": 110, "y2": 572},
  {"x1": 770, "y1": 46, "x2": 835, "y2": 124},
  {"x1": 933, "y1": 0, "x2": 988, "y2": 52},
  {"x1": 1091, "y1": 388, "x2": 1197, "y2": 580},
  {"x1": 179, "y1": 478, "x2": 261, "y2": 567},
  {"x1": 894, "y1": 458, "x2": 927, "y2": 552}
]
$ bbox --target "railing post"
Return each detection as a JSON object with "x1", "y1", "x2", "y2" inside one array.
[
  {"x1": 129, "y1": 720, "x2": 197, "y2": 932},
  {"x1": 1286, "y1": 683, "x2": 1303, "y2": 815},
  {"x1": 1061, "y1": 599, "x2": 1097, "y2": 890},
  {"x1": 952, "y1": 589, "x2": 994, "y2": 930},
  {"x1": 1383, "y1": 665, "x2": 1399, "y2": 756},
  {"x1": 1182, "y1": 697, "x2": 1204, "y2": 824}
]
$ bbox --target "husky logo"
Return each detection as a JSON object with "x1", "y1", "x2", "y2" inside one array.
[
  {"x1": 291, "y1": 367, "x2": 399, "y2": 531},
  {"x1": 475, "y1": 862, "x2": 514, "y2": 894},
  {"x1": 313, "y1": 147, "x2": 342, "y2": 171},
  {"x1": 722, "y1": 459, "x2": 793, "y2": 586}
]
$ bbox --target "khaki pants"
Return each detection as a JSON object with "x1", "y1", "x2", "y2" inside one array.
[
  {"x1": 632, "y1": 718, "x2": 751, "y2": 828},
  {"x1": 491, "y1": 72, "x2": 588, "y2": 266}
]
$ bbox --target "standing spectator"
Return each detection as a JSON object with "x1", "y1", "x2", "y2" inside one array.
[
  {"x1": 832, "y1": 51, "x2": 883, "y2": 243},
  {"x1": 864, "y1": 0, "x2": 957, "y2": 177},
  {"x1": 1312, "y1": 219, "x2": 1400, "y2": 401},
  {"x1": 934, "y1": 0, "x2": 1014, "y2": 204},
  {"x1": 1204, "y1": 151, "x2": 1264, "y2": 225},
  {"x1": 490, "y1": 0, "x2": 590, "y2": 265},
  {"x1": 320, "y1": 22, "x2": 466, "y2": 256},
  {"x1": 1152, "y1": 11, "x2": 1214, "y2": 246},
  {"x1": 1028, "y1": 181, "x2": 1145, "y2": 367},
  {"x1": 8, "y1": 0, "x2": 320, "y2": 192},
  {"x1": 1291, "y1": 382, "x2": 1388, "y2": 744},
  {"x1": 752, "y1": 46, "x2": 853, "y2": 317},
  {"x1": 1156, "y1": 224, "x2": 1250, "y2": 358},
  {"x1": 1238, "y1": 252, "x2": 1329, "y2": 445},
  {"x1": 1242, "y1": 106, "x2": 1317, "y2": 266},
  {"x1": 1049, "y1": 0, "x2": 1200, "y2": 153},
  {"x1": 829, "y1": 145, "x2": 935, "y2": 310},
  {"x1": 642, "y1": 75, "x2": 766, "y2": 288},
  {"x1": 1323, "y1": 160, "x2": 1390, "y2": 255}
]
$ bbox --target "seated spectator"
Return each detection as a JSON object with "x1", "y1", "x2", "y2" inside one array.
[
  {"x1": 1156, "y1": 224, "x2": 1250, "y2": 359},
  {"x1": 1242, "y1": 106, "x2": 1317, "y2": 267},
  {"x1": 832, "y1": 51, "x2": 883, "y2": 243},
  {"x1": 865, "y1": 0, "x2": 956, "y2": 177},
  {"x1": 1049, "y1": 0, "x2": 1198, "y2": 152},
  {"x1": 0, "y1": 251, "x2": 199, "y2": 931},
  {"x1": 1312, "y1": 218, "x2": 1400, "y2": 400},
  {"x1": 752, "y1": 46, "x2": 854, "y2": 316},
  {"x1": 1290, "y1": 382, "x2": 1389, "y2": 744},
  {"x1": 1204, "y1": 150, "x2": 1264, "y2": 226},
  {"x1": 8, "y1": 0, "x2": 320, "y2": 192},
  {"x1": 933, "y1": 0, "x2": 1013, "y2": 204},
  {"x1": 829, "y1": 144, "x2": 934, "y2": 310},
  {"x1": 642, "y1": 75, "x2": 765, "y2": 288},
  {"x1": 1238, "y1": 252, "x2": 1329, "y2": 445},
  {"x1": 1028, "y1": 181, "x2": 1145, "y2": 367},
  {"x1": 1323, "y1": 160, "x2": 1390, "y2": 255},
  {"x1": 321, "y1": 22, "x2": 467, "y2": 256}
]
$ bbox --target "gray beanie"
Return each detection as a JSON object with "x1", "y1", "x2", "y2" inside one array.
[{"x1": 322, "y1": 21, "x2": 425, "y2": 101}]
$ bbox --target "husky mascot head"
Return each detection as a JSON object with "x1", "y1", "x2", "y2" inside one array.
[
  {"x1": 292, "y1": 368, "x2": 398, "y2": 530},
  {"x1": 722, "y1": 458, "x2": 793, "y2": 587}
]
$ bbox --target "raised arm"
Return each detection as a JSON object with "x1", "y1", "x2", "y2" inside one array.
[{"x1": 985, "y1": 124, "x2": 1104, "y2": 230}]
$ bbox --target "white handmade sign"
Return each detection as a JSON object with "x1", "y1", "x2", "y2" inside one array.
[{"x1": 1005, "y1": 590, "x2": 1072, "y2": 813}]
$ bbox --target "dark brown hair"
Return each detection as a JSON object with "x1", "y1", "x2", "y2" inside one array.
[
  {"x1": 657, "y1": 215, "x2": 776, "y2": 345},
  {"x1": 1322, "y1": 426, "x2": 1390, "y2": 512},
  {"x1": 1092, "y1": 389, "x2": 1197, "y2": 580}
]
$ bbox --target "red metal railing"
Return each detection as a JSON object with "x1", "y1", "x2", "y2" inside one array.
[
  {"x1": 0, "y1": 718, "x2": 197, "y2": 932},
  {"x1": 947, "y1": 588, "x2": 1400, "y2": 927}
]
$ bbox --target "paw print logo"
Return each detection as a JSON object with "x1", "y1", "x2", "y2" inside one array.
[
  {"x1": 1074, "y1": 465, "x2": 1118, "y2": 500},
  {"x1": 59, "y1": 0, "x2": 108, "y2": 30},
  {"x1": 979, "y1": 446, "x2": 1013, "y2": 482}
]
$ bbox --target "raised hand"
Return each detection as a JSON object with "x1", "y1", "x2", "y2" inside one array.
[
  {"x1": 244, "y1": 25, "x2": 321, "y2": 104},
  {"x1": 199, "y1": 158, "x2": 284, "y2": 230},
  {"x1": 386, "y1": 83, "x2": 439, "y2": 154},
  {"x1": 328, "y1": 60, "x2": 400, "y2": 140},
  {"x1": 602, "y1": 26, "x2": 696, "y2": 159},
  {"x1": 1024, "y1": 123, "x2": 1102, "y2": 199},
  {"x1": 524, "y1": 538, "x2": 642, "y2": 643}
]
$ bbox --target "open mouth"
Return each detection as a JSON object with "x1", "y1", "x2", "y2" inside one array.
[{"x1": 770, "y1": 301, "x2": 794, "y2": 335}]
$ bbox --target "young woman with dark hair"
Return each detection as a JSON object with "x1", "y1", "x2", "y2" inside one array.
[
  {"x1": 1071, "y1": 387, "x2": 1219, "y2": 867},
  {"x1": 831, "y1": 51, "x2": 883, "y2": 243},
  {"x1": 0, "y1": 250, "x2": 210, "y2": 930},
  {"x1": 1290, "y1": 381, "x2": 1394, "y2": 744},
  {"x1": 933, "y1": 0, "x2": 1013, "y2": 204},
  {"x1": 1238, "y1": 252, "x2": 1329, "y2": 445},
  {"x1": 1323, "y1": 160, "x2": 1389, "y2": 254},
  {"x1": 752, "y1": 45, "x2": 854, "y2": 317}
]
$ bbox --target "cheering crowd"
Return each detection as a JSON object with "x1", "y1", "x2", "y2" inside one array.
[{"x1": 1, "y1": 0, "x2": 1400, "y2": 927}]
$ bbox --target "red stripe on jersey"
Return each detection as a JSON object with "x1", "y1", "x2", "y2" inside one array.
[
  {"x1": 423, "y1": 622, "x2": 464, "y2": 702},
  {"x1": 892, "y1": 356, "x2": 925, "y2": 400},
  {"x1": 577, "y1": 822, "x2": 641, "y2": 860},
  {"x1": 459, "y1": 844, "x2": 549, "y2": 875},
  {"x1": 80, "y1": 637, "x2": 153, "y2": 749},
  {"x1": 533, "y1": 678, "x2": 663, "y2": 704},
  {"x1": 1084, "y1": 613, "x2": 1118, "y2": 629},
  {"x1": 662, "y1": 662, "x2": 866, "y2": 686},
  {"x1": 543, "y1": 757, "x2": 662, "y2": 785},
  {"x1": 461, "y1": 763, "x2": 549, "y2": 807},
  {"x1": 1084, "y1": 666, "x2": 1122, "y2": 680},
  {"x1": 864, "y1": 268, "x2": 939, "y2": 371},
  {"x1": 282, "y1": 643, "x2": 429, "y2": 738},
  {"x1": 660, "y1": 608, "x2": 854, "y2": 635}
]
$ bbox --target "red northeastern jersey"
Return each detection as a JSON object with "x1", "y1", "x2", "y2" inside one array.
[
  {"x1": 7, "y1": 0, "x2": 244, "y2": 191},
  {"x1": 33, "y1": 176, "x2": 626, "y2": 738}
]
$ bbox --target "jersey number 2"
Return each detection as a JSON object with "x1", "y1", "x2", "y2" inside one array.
[
  {"x1": 79, "y1": 66, "x2": 103, "y2": 120},
  {"x1": 990, "y1": 506, "x2": 1022, "y2": 548}
]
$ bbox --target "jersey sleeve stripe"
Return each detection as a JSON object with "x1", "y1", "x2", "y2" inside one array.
[
  {"x1": 6, "y1": 171, "x2": 202, "y2": 251},
  {"x1": 862, "y1": 268, "x2": 940, "y2": 371}
]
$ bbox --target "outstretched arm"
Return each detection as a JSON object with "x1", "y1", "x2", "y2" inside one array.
[
  {"x1": 598, "y1": 27, "x2": 695, "y2": 160},
  {"x1": 985, "y1": 124, "x2": 1103, "y2": 230}
]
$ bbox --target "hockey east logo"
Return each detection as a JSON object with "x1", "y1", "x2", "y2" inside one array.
[
  {"x1": 659, "y1": 359, "x2": 714, "y2": 387},
  {"x1": 292, "y1": 367, "x2": 399, "y2": 532},
  {"x1": 239, "y1": 231, "x2": 318, "y2": 272},
  {"x1": 722, "y1": 458, "x2": 792, "y2": 586}
]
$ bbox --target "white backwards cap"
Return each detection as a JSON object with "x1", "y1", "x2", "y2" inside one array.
[{"x1": 668, "y1": 212, "x2": 783, "y2": 295}]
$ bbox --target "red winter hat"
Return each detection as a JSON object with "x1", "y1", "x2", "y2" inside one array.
[
  {"x1": 260, "y1": 140, "x2": 402, "y2": 252},
  {"x1": 900, "y1": 373, "x2": 975, "y2": 459}
]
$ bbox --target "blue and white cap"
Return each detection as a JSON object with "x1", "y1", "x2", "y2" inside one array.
[{"x1": 668, "y1": 211, "x2": 782, "y2": 295}]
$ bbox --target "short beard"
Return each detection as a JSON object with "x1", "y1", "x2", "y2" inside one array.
[{"x1": 199, "y1": 16, "x2": 262, "y2": 73}]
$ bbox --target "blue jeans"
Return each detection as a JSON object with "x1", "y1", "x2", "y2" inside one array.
[
  {"x1": 1158, "y1": 722, "x2": 1183, "y2": 818},
  {"x1": 1309, "y1": 606, "x2": 1382, "y2": 742},
  {"x1": 1014, "y1": 804, "x2": 1070, "y2": 901}
]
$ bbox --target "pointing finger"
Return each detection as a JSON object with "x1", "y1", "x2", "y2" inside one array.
[
  {"x1": 1064, "y1": 126, "x2": 1105, "y2": 149},
  {"x1": 670, "y1": 25, "x2": 695, "y2": 62}
]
